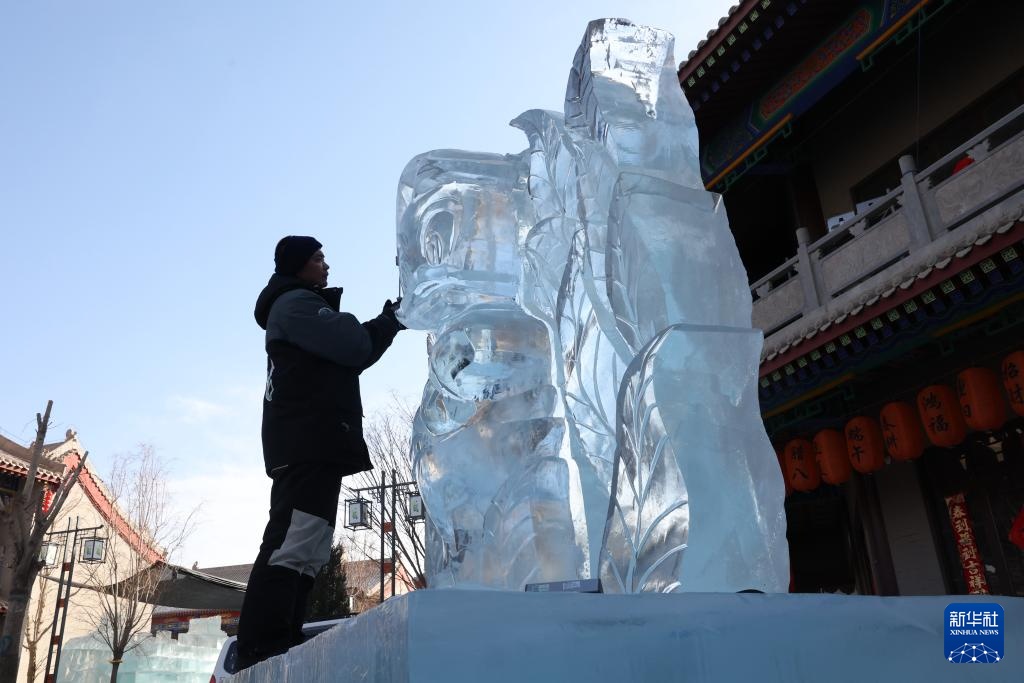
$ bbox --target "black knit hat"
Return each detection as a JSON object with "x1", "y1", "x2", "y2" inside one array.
[{"x1": 274, "y1": 236, "x2": 322, "y2": 276}]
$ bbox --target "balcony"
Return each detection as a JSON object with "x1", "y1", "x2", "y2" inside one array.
[{"x1": 751, "y1": 102, "x2": 1024, "y2": 359}]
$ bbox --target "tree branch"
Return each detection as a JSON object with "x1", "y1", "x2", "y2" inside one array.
[{"x1": 20, "y1": 400, "x2": 53, "y2": 504}]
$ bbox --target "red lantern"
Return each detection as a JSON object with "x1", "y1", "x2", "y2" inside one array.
[
  {"x1": 783, "y1": 438, "x2": 821, "y2": 492},
  {"x1": 845, "y1": 417, "x2": 885, "y2": 473},
  {"x1": 1010, "y1": 505, "x2": 1024, "y2": 551},
  {"x1": 880, "y1": 401, "x2": 926, "y2": 461},
  {"x1": 1002, "y1": 351, "x2": 1024, "y2": 417},
  {"x1": 812, "y1": 429, "x2": 851, "y2": 485},
  {"x1": 957, "y1": 367, "x2": 1007, "y2": 432},
  {"x1": 776, "y1": 446, "x2": 792, "y2": 497},
  {"x1": 917, "y1": 385, "x2": 968, "y2": 448}
]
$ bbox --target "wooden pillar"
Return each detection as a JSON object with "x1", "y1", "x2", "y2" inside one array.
[
  {"x1": 848, "y1": 473, "x2": 900, "y2": 595},
  {"x1": 788, "y1": 165, "x2": 827, "y2": 241}
]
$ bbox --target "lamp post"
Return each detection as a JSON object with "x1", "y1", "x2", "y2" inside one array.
[
  {"x1": 344, "y1": 469, "x2": 424, "y2": 604},
  {"x1": 40, "y1": 516, "x2": 106, "y2": 683}
]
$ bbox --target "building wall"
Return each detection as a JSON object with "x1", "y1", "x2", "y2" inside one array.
[
  {"x1": 804, "y1": 4, "x2": 1024, "y2": 219},
  {"x1": 21, "y1": 485, "x2": 106, "y2": 682},
  {"x1": 19, "y1": 471, "x2": 155, "y2": 683}
]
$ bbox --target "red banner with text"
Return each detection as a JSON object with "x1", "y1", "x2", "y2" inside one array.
[{"x1": 944, "y1": 492, "x2": 990, "y2": 595}]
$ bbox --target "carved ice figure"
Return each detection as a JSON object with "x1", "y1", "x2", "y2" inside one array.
[
  {"x1": 396, "y1": 152, "x2": 581, "y2": 589},
  {"x1": 397, "y1": 19, "x2": 788, "y2": 593}
]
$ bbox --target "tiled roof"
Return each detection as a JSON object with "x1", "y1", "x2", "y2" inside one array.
[
  {"x1": 0, "y1": 434, "x2": 65, "y2": 483},
  {"x1": 0, "y1": 433, "x2": 29, "y2": 457},
  {"x1": 344, "y1": 559, "x2": 384, "y2": 593},
  {"x1": 196, "y1": 563, "x2": 253, "y2": 584},
  {"x1": 188, "y1": 560, "x2": 398, "y2": 593},
  {"x1": 678, "y1": 2, "x2": 748, "y2": 71},
  {"x1": 184, "y1": 560, "x2": 396, "y2": 592}
]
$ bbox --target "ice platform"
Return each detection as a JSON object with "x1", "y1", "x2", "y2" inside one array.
[{"x1": 234, "y1": 590, "x2": 1023, "y2": 682}]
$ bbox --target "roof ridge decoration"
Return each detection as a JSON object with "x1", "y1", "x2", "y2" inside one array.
[{"x1": 40, "y1": 430, "x2": 83, "y2": 470}]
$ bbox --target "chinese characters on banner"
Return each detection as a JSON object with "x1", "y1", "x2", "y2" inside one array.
[{"x1": 945, "y1": 492, "x2": 990, "y2": 594}]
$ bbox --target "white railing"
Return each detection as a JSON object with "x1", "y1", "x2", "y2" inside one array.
[{"x1": 751, "y1": 101, "x2": 1024, "y2": 344}]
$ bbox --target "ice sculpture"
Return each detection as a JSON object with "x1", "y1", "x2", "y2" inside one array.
[
  {"x1": 397, "y1": 19, "x2": 788, "y2": 593},
  {"x1": 59, "y1": 615, "x2": 226, "y2": 682}
]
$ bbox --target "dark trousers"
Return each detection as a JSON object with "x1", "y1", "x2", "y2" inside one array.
[{"x1": 236, "y1": 462, "x2": 343, "y2": 666}]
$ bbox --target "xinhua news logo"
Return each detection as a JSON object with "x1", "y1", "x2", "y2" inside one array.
[{"x1": 945, "y1": 603, "x2": 1004, "y2": 663}]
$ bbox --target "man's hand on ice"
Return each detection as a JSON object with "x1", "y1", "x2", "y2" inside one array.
[{"x1": 382, "y1": 298, "x2": 406, "y2": 330}]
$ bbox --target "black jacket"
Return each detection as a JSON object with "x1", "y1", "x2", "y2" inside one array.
[{"x1": 254, "y1": 274, "x2": 401, "y2": 476}]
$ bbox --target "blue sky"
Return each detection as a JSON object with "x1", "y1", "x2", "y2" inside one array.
[{"x1": 1, "y1": 1, "x2": 733, "y2": 567}]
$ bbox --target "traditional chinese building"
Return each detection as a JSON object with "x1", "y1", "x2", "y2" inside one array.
[
  {"x1": 680, "y1": 0, "x2": 1024, "y2": 596},
  {"x1": 1, "y1": 431, "x2": 163, "y2": 683},
  {"x1": 1, "y1": 431, "x2": 242, "y2": 682},
  {"x1": 147, "y1": 557, "x2": 412, "y2": 633},
  {"x1": 150, "y1": 563, "x2": 249, "y2": 637}
]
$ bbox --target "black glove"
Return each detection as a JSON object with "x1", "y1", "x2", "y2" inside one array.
[{"x1": 382, "y1": 298, "x2": 407, "y2": 331}]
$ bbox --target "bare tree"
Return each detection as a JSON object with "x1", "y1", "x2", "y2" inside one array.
[
  {"x1": 21, "y1": 566, "x2": 62, "y2": 683},
  {"x1": 22, "y1": 570, "x2": 83, "y2": 683},
  {"x1": 0, "y1": 401, "x2": 88, "y2": 682},
  {"x1": 341, "y1": 396, "x2": 426, "y2": 593},
  {"x1": 77, "y1": 445, "x2": 196, "y2": 683},
  {"x1": 21, "y1": 573, "x2": 51, "y2": 683}
]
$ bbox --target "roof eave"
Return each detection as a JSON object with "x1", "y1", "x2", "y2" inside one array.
[{"x1": 678, "y1": 0, "x2": 759, "y2": 81}]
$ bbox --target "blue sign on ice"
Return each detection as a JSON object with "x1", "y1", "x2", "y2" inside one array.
[{"x1": 945, "y1": 603, "x2": 1004, "y2": 663}]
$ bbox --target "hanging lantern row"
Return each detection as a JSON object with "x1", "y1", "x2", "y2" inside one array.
[
  {"x1": 345, "y1": 490, "x2": 427, "y2": 530},
  {"x1": 958, "y1": 367, "x2": 1006, "y2": 431},
  {"x1": 814, "y1": 429, "x2": 851, "y2": 485},
  {"x1": 1002, "y1": 350, "x2": 1024, "y2": 417},
  {"x1": 846, "y1": 416, "x2": 886, "y2": 474},
  {"x1": 917, "y1": 383, "x2": 966, "y2": 449},
  {"x1": 880, "y1": 401, "x2": 925, "y2": 462},
  {"x1": 775, "y1": 350, "x2": 1024, "y2": 495}
]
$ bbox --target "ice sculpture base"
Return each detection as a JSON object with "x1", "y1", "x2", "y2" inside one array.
[{"x1": 234, "y1": 590, "x2": 1023, "y2": 682}]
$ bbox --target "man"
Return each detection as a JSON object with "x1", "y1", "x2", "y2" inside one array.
[{"x1": 236, "y1": 235, "x2": 404, "y2": 670}]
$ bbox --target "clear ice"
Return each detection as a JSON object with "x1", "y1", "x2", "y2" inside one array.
[
  {"x1": 396, "y1": 19, "x2": 789, "y2": 593},
  {"x1": 58, "y1": 615, "x2": 226, "y2": 682}
]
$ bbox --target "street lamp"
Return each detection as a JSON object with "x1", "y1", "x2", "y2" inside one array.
[
  {"x1": 406, "y1": 491, "x2": 425, "y2": 522},
  {"x1": 80, "y1": 536, "x2": 106, "y2": 563},
  {"x1": 345, "y1": 470, "x2": 424, "y2": 603},
  {"x1": 344, "y1": 498, "x2": 372, "y2": 530},
  {"x1": 39, "y1": 542, "x2": 59, "y2": 567},
  {"x1": 41, "y1": 517, "x2": 105, "y2": 683}
]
